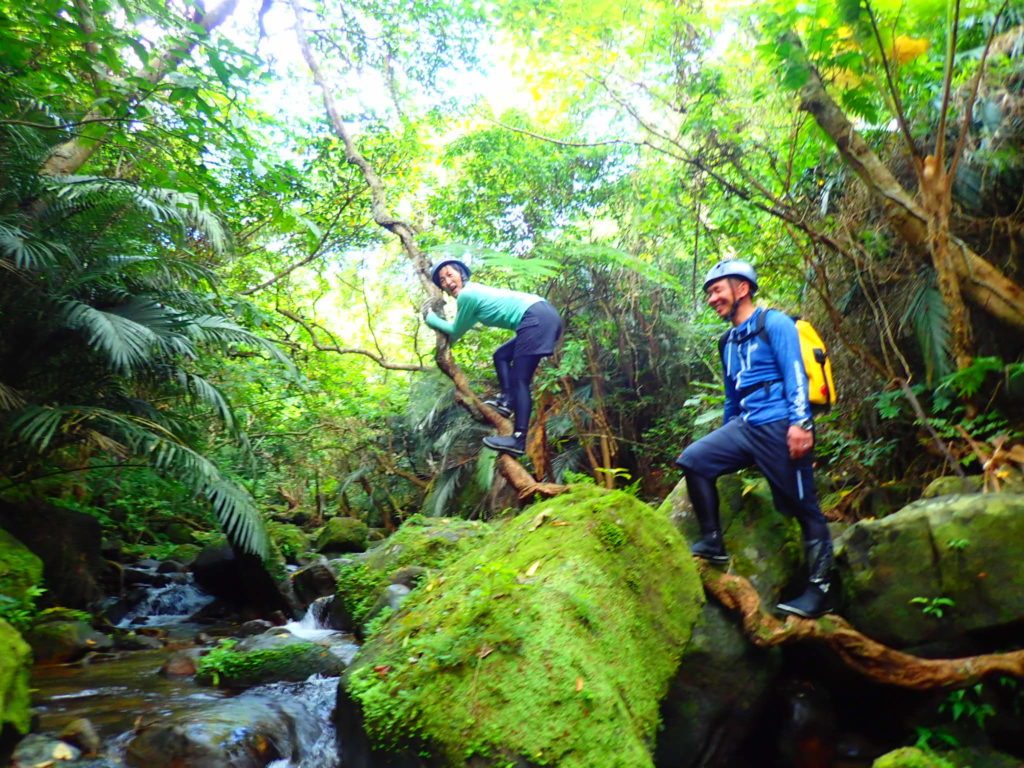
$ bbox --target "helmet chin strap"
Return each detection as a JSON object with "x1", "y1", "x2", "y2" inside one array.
[{"x1": 725, "y1": 284, "x2": 740, "y2": 323}]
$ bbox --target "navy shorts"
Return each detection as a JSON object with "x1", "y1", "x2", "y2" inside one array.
[{"x1": 510, "y1": 301, "x2": 562, "y2": 357}]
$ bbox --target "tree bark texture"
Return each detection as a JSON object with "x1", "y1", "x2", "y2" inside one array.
[
  {"x1": 289, "y1": 0, "x2": 565, "y2": 501},
  {"x1": 698, "y1": 562, "x2": 1024, "y2": 690},
  {"x1": 797, "y1": 63, "x2": 1024, "y2": 334}
]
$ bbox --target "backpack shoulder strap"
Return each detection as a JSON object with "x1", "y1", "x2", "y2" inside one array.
[{"x1": 717, "y1": 330, "x2": 729, "y2": 362}]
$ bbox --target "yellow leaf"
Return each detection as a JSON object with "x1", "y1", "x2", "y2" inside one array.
[
  {"x1": 525, "y1": 560, "x2": 542, "y2": 577},
  {"x1": 529, "y1": 510, "x2": 551, "y2": 531},
  {"x1": 891, "y1": 35, "x2": 929, "y2": 64},
  {"x1": 576, "y1": 677, "x2": 584, "y2": 692}
]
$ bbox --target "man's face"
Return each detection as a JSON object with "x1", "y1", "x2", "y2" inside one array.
[
  {"x1": 438, "y1": 265, "x2": 465, "y2": 297},
  {"x1": 705, "y1": 278, "x2": 738, "y2": 319}
]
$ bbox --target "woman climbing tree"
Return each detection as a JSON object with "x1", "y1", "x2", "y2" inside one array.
[{"x1": 423, "y1": 258, "x2": 563, "y2": 457}]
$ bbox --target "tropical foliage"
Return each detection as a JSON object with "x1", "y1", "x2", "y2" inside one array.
[{"x1": 0, "y1": 0, "x2": 1022, "y2": 562}]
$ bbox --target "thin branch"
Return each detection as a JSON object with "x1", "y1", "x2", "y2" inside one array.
[
  {"x1": 485, "y1": 119, "x2": 643, "y2": 148},
  {"x1": 239, "y1": 190, "x2": 365, "y2": 295},
  {"x1": 865, "y1": 2, "x2": 920, "y2": 157},
  {"x1": 934, "y1": 0, "x2": 962, "y2": 164},
  {"x1": 948, "y1": 0, "x2": 1010, "y2": 181},
  {"x1": 277, "y1": 307, "x2": 429, "y2": 371}
]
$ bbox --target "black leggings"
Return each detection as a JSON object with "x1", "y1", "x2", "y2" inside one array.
[{"x1": 493, "y1": 341, "x2": 543, "y2": 433}]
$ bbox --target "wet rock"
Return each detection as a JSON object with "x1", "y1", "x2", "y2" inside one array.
[
  {"x1": 160, "y1": 649, "x2": 200, "y2": 677},
  {"x1": 290, "y1": 561, "x2": 337, "y2": 608},
  {"x1": 266, "y1": 521, "x2": 311, "y2": 565},
  {"x1": 0, "y1": 501, "x2": 105, "y2": 609},
  {"x1": 389, "y1": 565, "x2": 427, "y2": 589},
  {"x1": 871, "y1": 746, "x2": 1023, "y2": 767},
  {"x1": 11, "y1": 733, "x2": 80, "y2": 766},
  {"x1": 121, "y1": 567, "x2": 169, "y2": 588},
  {"x1": 238, "y1": 619, "x2": 274, "y2": 637},
  {"x1": 315, "y1": 517, "x2": 369, "y2": 554},
  {"x1": 195, "y1": 635, "x2": 344, "y2": 688},
  {"x1": 835, "y1": 492, "x2": 1024, "y2": 648},
  {"x1": 25, "y1": 618, "x2": 113, "y2": 665},
  {"x1": 59, "y1": 717, "x2": 101, "y2": 756},
  {"x1": 923, "y1": 474, "x2": 1024, "y2": 498},
  {"x1": 0, "y1": 619, "x2": 32, "y2": 736},
  {"x1": 190, "y1": 546, "x2": 293, "y2": 620},
  {"x1": 124, "y1": 692, "x2": 309, "y2": 768},
  {"x1": 115, "y1": 631, "x2": 164, "y2": 651},
  {"x1": 156, "y1": 560, "x2": 186, "y2": 574}
]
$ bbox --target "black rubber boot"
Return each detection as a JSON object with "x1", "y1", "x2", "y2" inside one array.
[
  {"x1": 482, "y1": 394, "x2": 512, "y2": 417},
  {"x1": 684, "y1": 471, "x2": 730, "y2": 563},
  {"x1": 690, "y1": 531, "x2": 729, "y2": 564},
  {"x1": 482, "y1": 431, "x2": 526, "y2": 456},
  {"x1": 776, "y1": 538, "x2": 834, "y2": 618}
]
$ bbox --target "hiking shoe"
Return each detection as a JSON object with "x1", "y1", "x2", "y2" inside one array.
[
  {"x1": 482, "y1": 395, "x2": 512, "y2": 417},
  {"x1": 776, "y1": 583, "x2": 831, "y2": 619},
  {"x1": 482, "y1": 433, "x2": 525, "y2": 456},
  {"x1": 690, "y1": 536, "x2": 729, "y2": 564}
]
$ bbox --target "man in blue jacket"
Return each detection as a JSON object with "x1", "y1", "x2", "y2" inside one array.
[{"x1": 676, "y1": 260, "x2": 833, "y2": 618}]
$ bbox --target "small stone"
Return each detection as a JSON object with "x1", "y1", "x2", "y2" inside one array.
[{"x1": 59, "y1": 717, "x2": 101, "y2": 756}]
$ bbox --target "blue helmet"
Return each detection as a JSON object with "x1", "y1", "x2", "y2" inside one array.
[
  {"x1": 430, "y1": 258, "x2": 471, "y2": 287},
  {"x1": 702, "y1": 260, "x2": 758, "y2": 292}
]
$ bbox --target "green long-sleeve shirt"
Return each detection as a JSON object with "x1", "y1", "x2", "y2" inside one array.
[{"x1": 424, "y1": 282, "x2": 543, "y2": 344}]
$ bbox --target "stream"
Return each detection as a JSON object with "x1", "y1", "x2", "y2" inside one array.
[{"x1": 28, "y1": 570, "x2": 356, "y2": 767}]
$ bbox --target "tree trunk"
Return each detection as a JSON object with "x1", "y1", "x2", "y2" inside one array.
[
  {"x1": 39, "y1": 0, "x2": 240, "y2": 177},
  {"x1": 797, "y1": 61, "x2": 1024, "y2": 335}
]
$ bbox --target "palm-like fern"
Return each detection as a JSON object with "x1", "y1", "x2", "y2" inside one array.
[{"x1": 0, "y1": 126, "x2": 282, "y2": 557}]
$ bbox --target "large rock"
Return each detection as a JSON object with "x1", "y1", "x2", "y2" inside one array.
[
  {"x1": 124, "y1": 677, "x2": 337, "y2": 768},
  {"x1": 835, "y1": 493, "x2": 1024, "y2": 649},
  {"x1": 329, "y1": 515, "x2": 490, "y2": 634},
  {"x1": 0, "y1": 529, "x2": 43, "y2": 610},
  {"x1": 190, "y1": 546, "x2": 293, "y2": 620},
  {"x1": 337, "y1": 486, "x2": 705, "y2": 767},
  {"x1": 315, "y1": 517, "x2": 369, "y2": 554},
  {"x1": 0, "y1": 619, "x2": 32, "y2": 736},
  {"x1": 0, "y1": 501, "x2": 105, "y2": 608},
  {"x1": 195, "y1": 633, "x2": 344, "y2": 688},
  {"x1": 24, "y1": 615, "x2": 113, "y2": 665},
  {"x1": 656, "y1": 474, "x2": 799, "y2": 767},
  {"x1": 290, "y1": 561, "x2": 336, "y2": 609}
]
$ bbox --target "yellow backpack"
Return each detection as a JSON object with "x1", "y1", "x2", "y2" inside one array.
[{"x1": 718, "y1": 309, "x2": 837, "y2": 413}]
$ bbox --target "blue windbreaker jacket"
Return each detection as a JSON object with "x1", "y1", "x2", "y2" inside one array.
[{"x1": 721, "y1": 308, "x2": 812, "y2": 427}]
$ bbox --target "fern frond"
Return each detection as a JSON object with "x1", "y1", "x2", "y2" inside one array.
[
  {"x1": 900, "y1": 271, "x2": 952, "y2": 385},
  {"x1": 62, "y1": 299, "x2": 160, "y2": 373}
]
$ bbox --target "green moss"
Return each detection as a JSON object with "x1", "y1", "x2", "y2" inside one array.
[
  {"x1": 346, "y1": 486, "x2": 705, "y2": 767},
  {"x1": 195, "y1": 638, "x2": 343, "y2": 687},
  {"x1": 0, "y1": 618, "x2": 32, "y2": 734},
  {"x1": 267, "y1": 521, "x2": 311, "y2": 562},
  {"x1": 0, "y1": 529, "x2": 44, "y2": 630},
  {"x1": 334, "y1": 516, "x2": 491, "y2": 632},
  {"x1": 872, "y1": 747, "x2": 957, "y2": 768}
]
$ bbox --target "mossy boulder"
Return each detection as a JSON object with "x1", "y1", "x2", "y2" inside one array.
[
  {"x1": 195, "y1": 635, "x2": 344, "y2": 688},
  {"x1": 267, "y1": 521, "x2": 311, "y2": 564},
  {"x1": 0, "y1": 528, "x2": 43, "y2": 609},
  {"x1": 835, "y1": 492, "x2": 1024, "y2": 648},
  {"x1": 922, "y1": 474, "x2": 1024, "y2": 498},
  {"x1": 330, "y1": 515, "x2": 490, "y2": 633},
  {"x1": 872, "y1": 746, "x2": 1022, "y2": 768},
  {"x1": 338, "y1": 486, "x2": 705, "y2": 767},
  {"x1": 315, "y1": 517, "x2": 369, "y2": 554},
  {"x1": 0, "y1": 618, "x2": 32, "y2": 736},
  {"x1": 25, "y1": 614, "x2": 113, "y2": 664},
  {"x1": 659, "y1": 472, "x2": 802, "y2": 603},
  {"x1": 656, "y1": 473, "x2": 796, "y2": 766}
]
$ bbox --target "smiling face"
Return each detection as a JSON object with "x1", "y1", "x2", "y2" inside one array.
[
  {"x1": 705, "y1": 277, "x2": 751, "y2": 322},
  {"x1": 437, "y1": 264, "x2": 465, "y2": 297}
]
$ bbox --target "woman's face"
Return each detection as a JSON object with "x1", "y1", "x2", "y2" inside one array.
[{"x1": 438, "y1": 265, "x2": 465, "y2": 297}]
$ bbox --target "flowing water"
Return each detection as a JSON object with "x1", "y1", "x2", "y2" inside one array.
[{"x1": 29, "y1": 578, "x2": 356, "y2": 767}]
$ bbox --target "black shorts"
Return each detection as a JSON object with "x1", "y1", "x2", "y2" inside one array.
[{"x1": 511, "y1": 301, "x2": 562, "y2": 357}]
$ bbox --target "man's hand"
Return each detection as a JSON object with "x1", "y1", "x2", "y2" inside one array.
[{"x1": 787, "y1": 424, "x2": 814, "y2": 459}]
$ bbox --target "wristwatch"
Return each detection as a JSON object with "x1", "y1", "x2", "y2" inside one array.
[{"x1": 794, "y1": 418, "x2": 814, "y2": 432}]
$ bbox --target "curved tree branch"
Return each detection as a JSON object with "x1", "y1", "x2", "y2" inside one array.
[
  {"x1": 698, "y1": 562, "x2": 1024, "y2": 690},
  {"x1": 288, "y1": 0, "x2": 566, "y2": 499},
  {"x1": 276, "y1": 308, "x2": 428, "y2": 371}
]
